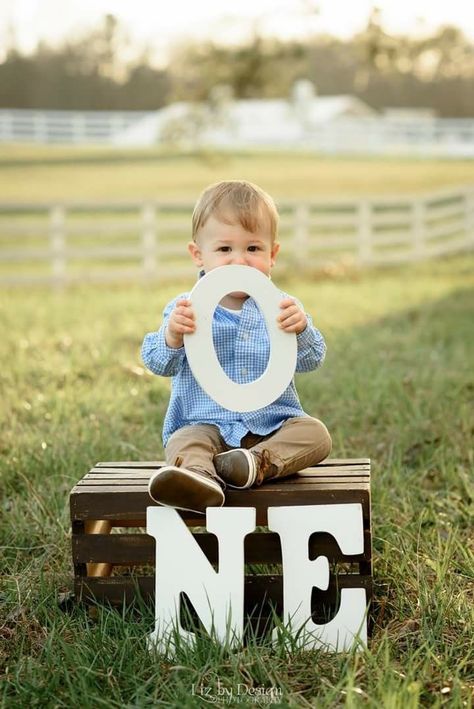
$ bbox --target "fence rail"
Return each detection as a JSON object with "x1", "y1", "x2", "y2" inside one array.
[
  {"x1": 0, "y1": 109, "x2": 149, "y2": 144},
  {"x1": 0, "y1": 186, "x2": 473, "y2": 285},
  {"x1": 1, "y1": 109, "x2": 474, "y2": 156},
  {"x1": 306, "y1": 117, "x2": 474, "y2": 157}
]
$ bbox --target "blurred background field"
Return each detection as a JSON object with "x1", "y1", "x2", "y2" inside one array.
[{"x1": 1, "y1": 146, "x2": 474, "y2": 200}]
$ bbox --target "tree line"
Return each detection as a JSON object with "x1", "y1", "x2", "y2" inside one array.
[{"x1": 1, "y1": 12, "x2": 473, "y2": 117}]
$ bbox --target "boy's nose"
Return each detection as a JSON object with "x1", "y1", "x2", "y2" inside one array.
[{"x1": 232, "y1": 253, "x2": 247, "y2": 265}]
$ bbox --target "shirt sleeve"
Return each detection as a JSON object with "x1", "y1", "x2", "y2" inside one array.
[
  {"x1": 287, "y1": 294, "x2": 327, "y2": 373},
  {"x1": 141, "y1": 295, "x2": 188, "y2": 377},
  {"x1": 295, "y1": 312, "x2": 326, "y2": 372}
]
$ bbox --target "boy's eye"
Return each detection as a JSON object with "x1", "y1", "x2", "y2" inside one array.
[
  {"x1": 248, "y1": 245, "x2": 260, "y2": 252},
  {"x1": 217, "y1": 246, "x2": 231, "y2": 252}
]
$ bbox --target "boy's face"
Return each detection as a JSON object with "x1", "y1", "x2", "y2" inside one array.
[{"x1": 188, "y1": 214, "x2": 280, "y2": 279}]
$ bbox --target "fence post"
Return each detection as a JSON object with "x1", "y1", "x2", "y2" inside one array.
[
  {"x1": 293, "y1": 203, "x2": 309, "y2": 271},
  {"x1": 412, "y1": 197, "x2": 426, "y2": 260},
  {"x1": 1, "y1": 111, "x2": 16, "y2": 142},
  {"x1": 142, "y1": 203, "x2": 157, "y2": 279},
  {"x1": 50, "y1": 205, "x2": 66, "y2": 285},
  {"x1": 465, "y1": 187, "x2": 474, "y2": 248},
  {"x1": 34, "y1": 112, "x2": 48, "y2": 143},
  {"x1": 357, "y1": 200, "x2": 372, "y2": 265},
  {"x1": 73, "y1": 114, "x2": 87, "y2": 144}
]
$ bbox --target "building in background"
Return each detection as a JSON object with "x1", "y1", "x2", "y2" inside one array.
[{"x1": 114, "y1": 80, "x2": 376, "y2": 148}]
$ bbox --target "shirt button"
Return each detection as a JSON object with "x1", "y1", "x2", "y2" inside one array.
[
  {"x1": 242, "y1": 332, "x2": 249, "y2": 340},
  {"x1": 241, "y1": 368, "x2": 247, "y2": 376}
]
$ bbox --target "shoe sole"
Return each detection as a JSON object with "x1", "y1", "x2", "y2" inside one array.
[
  {"x1": 214, "y1": 449, "x2": 257, "y2": 489},
  {"x1": 148, "y1": 466, "x2": 224, "y2": 515}
]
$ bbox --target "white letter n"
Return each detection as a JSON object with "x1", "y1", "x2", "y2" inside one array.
[{"x1": 146, "y1": 506, "x2": 255, "y2": 653}]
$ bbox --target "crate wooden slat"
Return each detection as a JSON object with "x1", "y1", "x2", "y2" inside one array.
[
  {"x1": 83, "y1": 466, "x2": 370, "y2": 478},
  {"x1": 71, "y1": 486, "x2": 371, "y2": 526},
  {"x1": 93, "y1": 458, "x2": 370, "y2": 468},
  {"x1": 76, "y1": 574, "x2": 373, "y2": 610},
  {"x1": 70, "y1": 458, "x2": 372, "y2": 624},
  {"x1": 72, "y1": 530, "x2": 372, "y2": 565},
  {"x1": 77, "y1": 475, "x2": 370, "y2": 487}
]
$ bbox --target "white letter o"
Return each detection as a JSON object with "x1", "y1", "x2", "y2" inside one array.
[{"x1": 183, "y1": 265, "x2": 297, "y2": 412}]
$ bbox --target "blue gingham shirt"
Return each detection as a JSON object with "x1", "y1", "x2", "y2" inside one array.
[{"x1": 141, "y1": 291, "x2": 326, "y2": 447}]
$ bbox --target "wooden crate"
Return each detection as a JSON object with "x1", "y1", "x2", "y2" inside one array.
[{"x1": 70, "y1": 458, "x2": 372, "y2": 627}]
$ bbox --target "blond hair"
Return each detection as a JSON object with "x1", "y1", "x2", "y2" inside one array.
[{"x1": 192, "y1": 180, "x2": 279, "y2": 242}]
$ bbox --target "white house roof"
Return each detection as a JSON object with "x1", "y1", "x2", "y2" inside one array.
[
  {"x1": 113, "y1": 91, "x2": 376, "y2": 147},
  {"x1": 307, "y1": 95, "x2": 375, "y2": 121}
]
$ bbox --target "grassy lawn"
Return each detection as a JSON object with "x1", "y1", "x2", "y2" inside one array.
[
  {"x1": 1, "y1": 253, "x2": 473, "y2": 706},
  {"x1": 0, "y1": 145, "x2": 473, "y2": 201}
]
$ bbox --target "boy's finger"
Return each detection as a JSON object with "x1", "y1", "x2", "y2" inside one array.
[
  {"x1": 175, "y1": 305, "x2": 194, "y2": 318},
  {"x1": 174, "y1": 314, "x2": 194, "y2": 327},
  {"x1": 280, "y1": 312, "x2": 306, "y2": 328},
  {"x1": 279, "y1": 314, "x2": 299, "y2": 326},
  {"x1": 281, "y1": 316, "x2": 306, "y2": 330},
  {"x1": 278, "y1": 306, "x2": 298, "y2": 322},
  {"x1": 173, "y1": 318, "x2": 195, "y2": 330}
]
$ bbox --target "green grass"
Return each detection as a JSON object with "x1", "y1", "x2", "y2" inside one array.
[
  {"x1": 1, "y1": 253, "x2": 473, "y2": 707},
  {"x1": 0, "y1": 145, "x2": 473, "y2": 201}
]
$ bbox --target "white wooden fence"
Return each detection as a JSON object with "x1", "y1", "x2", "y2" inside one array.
[
  {"x1": 0, "y1": 186, "x2": 473, "y2": 285},
  {"x1": 1, "y1": 109, "x2": 474, "y2": 157},
  {"x1": 0, "y1": 109, "x2": 149, "y2": 144},
  {"x1": 309, "y1": 118, "x2": 474, "y2": 158}
]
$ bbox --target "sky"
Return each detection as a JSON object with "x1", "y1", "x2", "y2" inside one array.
[{"x1": 1, "y1": 0, "x2": 473, "y2": 65}]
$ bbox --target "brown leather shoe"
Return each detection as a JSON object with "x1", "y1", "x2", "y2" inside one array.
[
  {"x1": 213, "y1": 449, "x2": 260, "y2": 489},
  {"x1": 148, "y1": 466, "x2": 225, "y2": 514}
]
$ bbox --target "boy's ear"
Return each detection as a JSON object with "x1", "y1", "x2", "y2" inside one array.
[
  {"x1": 188, "y1": 241, "x2": 203, "y2": 266},
  {"x1": 270, "y1": 241, "x2": 280, "y2": 267}
]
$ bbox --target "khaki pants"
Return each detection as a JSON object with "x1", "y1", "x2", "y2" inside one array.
[{"x1": 165, "y1": 416, "x2": 332, "y2": 486}]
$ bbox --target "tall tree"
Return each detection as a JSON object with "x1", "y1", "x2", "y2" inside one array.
[{"x1": 0, "y1": 13, "x2": 472, "y2": 116}]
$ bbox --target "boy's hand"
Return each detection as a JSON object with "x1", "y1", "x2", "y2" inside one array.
[
  {"x1": 278, "y1": 298, "x2": 308, "y2": 334},
  {"x1": 165, "y1": 299, "x2": 196, "y2": 348}
]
